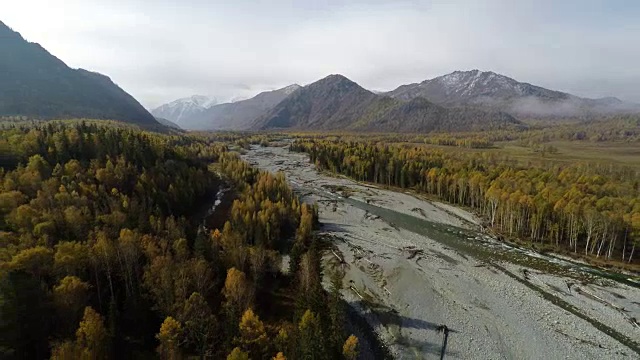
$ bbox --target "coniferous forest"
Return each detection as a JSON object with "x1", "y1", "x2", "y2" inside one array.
[{"x1": 0, "y1": 121, "x2": 361, "y2": 359}]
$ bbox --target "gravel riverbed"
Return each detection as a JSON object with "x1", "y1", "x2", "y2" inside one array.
[{"x1": 243, "y1": 145, "x2": 640, "y2": 360}]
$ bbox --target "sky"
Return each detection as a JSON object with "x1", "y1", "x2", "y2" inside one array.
[{"x1": 2, "y1": 0, "x2": 639, "y2": 109}]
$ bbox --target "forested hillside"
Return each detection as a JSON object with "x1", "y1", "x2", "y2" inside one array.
[
  {"x1": 0, "y1": 121, "x2": 360, "y2": 359},
  {"x1": 290, "y1": 138, "x2": 640, "y2": 267}
]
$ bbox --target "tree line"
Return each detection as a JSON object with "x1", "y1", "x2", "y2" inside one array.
[{"x1": 290, "y1": 139, "x2": 640, "y2": 266}]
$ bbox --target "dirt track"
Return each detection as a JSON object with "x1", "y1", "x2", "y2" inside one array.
[{"x1": 244, "y1": 145, "x2": 640, "y2": 360}]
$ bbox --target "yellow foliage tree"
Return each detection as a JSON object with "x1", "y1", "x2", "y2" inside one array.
[
  {"x1": 297, "y1": 310, "x2": 325, "y2": 358},
  {"x1": 227, "y1": 347, "x2": 250, "y2": 360},
  {"x1": 9, "y1": 246, "x2": 53, "y2": 279},
  {"x1": 156, "y1": 316, "x2": 183, "y2": 360},
  {"x1": 342, "y1": 335, "x2": 359, "y2": 360},
  {"x1": 223, "y1": 267, "x2": 252, "y2": 313},
  {"x1": 211, "y1": 228, "x2": 222, "y2": 244},
  {"x1": 53, "y1": 241, "x2": 90, "y2": 276},
  {"x1": 275, "y1": 327, "x2": 290, "y2": 356},
  {"x1": 75, "y1": 306, "x2": 108, "y2": 359},
  {"x1": 237, "y1": 308, "x2": 268, "y2": 358},
  {"x1": 53, "y1": 275, "x2": 90, "y2": 335},
  {"x1": 50, "y1": 340, "x2": 81, "y2": 360}
]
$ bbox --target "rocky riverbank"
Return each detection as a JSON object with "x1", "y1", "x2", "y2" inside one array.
[{"x1": 243, "y1": 144, "x2": 640, "y2": 359}]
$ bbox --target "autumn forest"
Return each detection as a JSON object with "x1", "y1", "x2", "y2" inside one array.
[
  {"x1": 0, "y1": 121, "x2": 360, "y2": 359},
  {"x1": 1, "y1": 117, "x2": 639, "y2": 359},
  {"x1": 288, "y1": 119, "x2": 640, "y2": 267}
]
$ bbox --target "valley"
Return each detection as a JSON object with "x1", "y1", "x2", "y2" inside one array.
[
  {"x1": 244, "y1": 144, "x2": 640, "y2": 359},
  {"x1": 2, "y1": 6, "x2": 640, "y2": 359}
]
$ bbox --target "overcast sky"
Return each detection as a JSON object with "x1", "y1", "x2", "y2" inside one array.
[{"x1": 2, "y1": 0, "x2": 639, "y2": 109}]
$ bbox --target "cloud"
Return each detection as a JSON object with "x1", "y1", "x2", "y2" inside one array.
[{"x1": 2, "y1": 0, "x2": 639, "y2": 108}]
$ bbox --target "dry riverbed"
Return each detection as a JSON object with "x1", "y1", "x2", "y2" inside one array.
[{"x1": 243, "y1": 145, "x2": 640, "y2": 360}]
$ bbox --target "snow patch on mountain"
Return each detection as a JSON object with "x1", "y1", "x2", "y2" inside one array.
[
  {"x1": 151, "y1": 95, "x2": 218, "y2": 124},
  {"x1": 434, "y1": 70, "x2": 526, "y2": 97},
  {"x1": 387, "y1": 69, "x2": 640, "y2": 118},
  {"x1": 281, "y1": 84, "x2": 301, "y2": 95}
]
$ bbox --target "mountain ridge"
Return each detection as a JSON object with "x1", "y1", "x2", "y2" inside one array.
[
  {"x1": 253, "y1": 74, "x2": 522, "y2": 132},
  {"x1": 154, "y1": 116, "x2": 182, "y2": 129},
  {"x1": 4, "y1": 16, "x2": 636, "y2": 130},
  {"x1": 0, "y1": 20, "x2": 159, "y2": 127},
  {"x1": 386, "y1": 70, "x2": 640, "y2": 118},
  {"x1": 254, "y1": 75, "x2": 379, "y2": 130},
  {"x1": 151, "y1": 95, "x2": 218, "y2": 125},
  {"x1": 182, "y1": 84, "x2": 302, "y2": 130}
]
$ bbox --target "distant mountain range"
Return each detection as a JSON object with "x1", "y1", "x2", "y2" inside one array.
[
  {"x1": 0, "y1": 21, "x2": 159, "y2": 127},
  {"x1": 3, "y1": 19, "x2": 638, "y2": 133},
  {"x1": 185, "y1": 85, "x2": 301, "y2": 130},
  {"x1": 157, "y1": 71, "x2": 639, "y2": 132},
  {"x1": 386, "y1": 70, "x2": 640, "y2": 118},
  {"x1": 253, "y1": 75, "x2": 520, "y2": 132},
  {"x1": 150, "y1": 95, "x2": 218, "y2": 126}
]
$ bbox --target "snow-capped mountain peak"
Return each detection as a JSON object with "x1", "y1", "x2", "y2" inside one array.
[
  {"x1": 386, "y1": 69, "x2": 640, "y2": 117},
  {"x1": 171, "y1": 95, "x2": 218, "y2": 108},
  {"x1": 433, "y1": 70, "x2": 522, "y2": 96},
  {"x1": 281, "y1": 84, "x2": 302, "y2": 95},
  {"x1": 389, "y1": 69, "x2": 571, "y2": 105},
  {"x1": 151, "y1": 95, "x2": 218, "y2": 124}
]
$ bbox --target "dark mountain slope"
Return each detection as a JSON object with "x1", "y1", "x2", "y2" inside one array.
[
  {"x1": 0, "y1": 21, "x2": 158, "y2": 126},
  {"x1": 351, "y1": 97, "x2": 520, "y2": 132},
  {"x1": 254, "y1": 75, "x2": 381, "y2": 130},
  {"x1": 254, "y1": 74, "x2": 521, "y2": 132}
]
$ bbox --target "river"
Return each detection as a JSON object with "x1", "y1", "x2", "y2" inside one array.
[{"x1": 243, "y1": 144, "x2": 640, "y2": 359}]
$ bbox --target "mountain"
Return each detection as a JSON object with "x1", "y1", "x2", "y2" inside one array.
[
  {"x1": 0, "y1": 20, "x2": 158, "y2": 127},
  {"x1": 154, "y1": 117, "x2": 182, "y2": 129},
  {"x1": 253, "y1": 74, "x2": 521, "y2": 132},
  {"x1": 353, "y1": 97, "x2": 521, "y2": 133},
  {"x1": 386, "y1": 70, "x2": 640, "y2": 118},
  {"x1": 186, "y1": 84, "x2": 301, "y2": 130},
  {"x1": 254, "y1": 76, "x2": 379, "y2": 130},
  {"x1": 150, "y1": 95, "x2": 218, "y2": 125}
]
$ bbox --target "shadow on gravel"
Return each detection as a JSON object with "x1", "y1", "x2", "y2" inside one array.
[
  {"x1": 352, "y1": 300, "x2": 459, "y2": 359},
  {"x1": 372, "y1": 306, "x2": 459, "y2": 334},
  {"x1": 403, "y1": 316, "x2": 458, "y2": 333},
  {"x1": 344, "y1": 303, "x2": 395, "y2": 360}
]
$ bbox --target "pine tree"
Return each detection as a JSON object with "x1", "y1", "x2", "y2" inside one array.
[
  {"x1": 181, "y1": 292, "x2": 216, "y2": 358},
  {"x1": 328, "y1": 269, "x2": 345, "y2": 354},
  {"x1": 297, "y1": 310, "x2": 327, "y2": 360}
]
